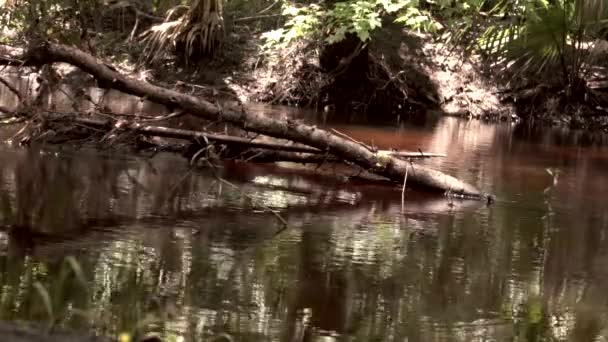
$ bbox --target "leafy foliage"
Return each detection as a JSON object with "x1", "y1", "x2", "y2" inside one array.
[
  {"x1": 0, "y1": 0, "x2": 102, "y2": 44},
  {"x1": 2, "y1": 0, "x2": 607, "y2": 93},
  {"x1": 458, "y1": 0, "x2": 608, "y2": 88},
  {"x1": 261, "y1": 3, "x2": 323, "y2": 48},
  {"x1": 260, "y1": 0, "x2": 608, "y2": 91},
  {"x1": 261, "y1": 0, "x2": 440, "y2": 48}
]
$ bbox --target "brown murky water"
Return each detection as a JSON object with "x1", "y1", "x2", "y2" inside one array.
[{"x1": 2, "y1": 80, "x2": 608, "y2": 341}]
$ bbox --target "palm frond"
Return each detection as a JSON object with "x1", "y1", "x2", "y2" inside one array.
[
  {"x1": 474, "y1": 0, "x2": 608, "y2": 82},
  {"x1": 140, "y1": 0, "x2": 224, "y2": 65}
]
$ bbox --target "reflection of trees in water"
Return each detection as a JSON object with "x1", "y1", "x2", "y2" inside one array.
[{"x1": 0, "y1": 147, "x2": 607, "y2": 341}]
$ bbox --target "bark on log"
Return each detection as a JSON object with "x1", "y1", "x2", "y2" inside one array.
[
  {"x1": 17, "y1": 41, "x2": 492, "y2": 201},
  {"x1": 46, "y1": 115, "x2": 445, "y2": 160},
  {"x1": 59, "y1": 116, "x2": 324, "y2": 154}
]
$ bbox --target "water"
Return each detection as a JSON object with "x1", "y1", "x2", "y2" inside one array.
[{"x1": 2, "y1": 93, "x2": 608, "y2": 341}]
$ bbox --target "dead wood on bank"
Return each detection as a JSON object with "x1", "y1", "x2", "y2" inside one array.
[
  {"x1": 4, "y1": 113, "x2": 445, "y2": 168},
  {"x1": 1, "y1": 41, "x2": 493, "y2": 201},
  {"x1": 28, "y1": 114, "x2": 446, "y2": 160}
]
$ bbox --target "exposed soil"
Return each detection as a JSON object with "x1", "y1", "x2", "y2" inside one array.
[
  {"x1": 50, "y1": 6, "x2": 513, "y2": 126},
  {"x1": 246, "y1": 22, "x2": 515, "y2": 124}
]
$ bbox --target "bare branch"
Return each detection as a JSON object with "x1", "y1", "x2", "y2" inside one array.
[{"x1": 0, "y1": 76, "x2": 23, "y2": 101}]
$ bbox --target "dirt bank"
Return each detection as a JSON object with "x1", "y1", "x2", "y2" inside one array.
[
  {"x1": 248, "y1": 22, "x2": 515, "y2": 124},
  {"x1": 3, "y1": 18, "x2": 511, "y2": 126}
]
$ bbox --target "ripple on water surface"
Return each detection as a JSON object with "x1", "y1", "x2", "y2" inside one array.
[{"x1": 0, "y1": 117, "x2": 607, "y2": 341}]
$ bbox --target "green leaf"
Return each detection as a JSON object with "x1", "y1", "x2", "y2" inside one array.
[
  {"x1": 386, "y1": 2, "x2": 408, "y2": 13},
  {"x1": 261, "y1": 29, "x2": 285, "y2": 43},
  {"x1": 282, "y1": 5, "x2": 300, "y2": 16},
  {"x1": 327, "y1": 26, "x2": 348, "y2": 43},
  {"x1": 357, "y1": 29, "x2": 370, "y2": 41}
]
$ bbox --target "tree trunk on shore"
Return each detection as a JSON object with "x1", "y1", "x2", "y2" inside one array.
[{"x1": 7, "y1": 41, "x2": 492, "y2": 201}]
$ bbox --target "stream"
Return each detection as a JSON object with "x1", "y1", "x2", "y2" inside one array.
[{"x1": 1, "y1": 91, "x2": 608, "y2": 341}]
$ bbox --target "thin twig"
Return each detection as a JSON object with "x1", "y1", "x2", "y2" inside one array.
[
  {"x1": 0, "y1": 76, "x2": 23, "y2": 101},
  {"x1": 190, "y1": 146, "x2": 210, "y2": 165},
  {"x1": 57, "y1": 86, "x2": 79, "y2": 105},
  {"x1": 256, "y1": 0, "x2": 281, "y2": 15},
  {"x1": 329, "y1": 42, "x2": 367, "y2": 78},
  {"x1": 128, "y1": 16, "x2": 140, "y2": 43},
  {"x1": 137, "y1": 110, "x2": 186, "y2": 122},
  {"x1": 330, "y1": 128, "x2": 374, "y2": 151},
  {"x1": 9, "y1": 121, "x2": 30, "y2": 142},
  {"x1": 233, "y1": 14, "x2": 283, "y2": 22},
  {"x1": 0, "y1": 116, "x2": 26, "y2": 125},
  {"x1": 73, "y1": 123, "x2": 106, "y2": 132},
  {"x1": 243, "y1": 150, "x2": 265, "y2": 163},
  {"x1": 0, "y1": 105, "x2": 18, "y2": 116},
  {"x1": 401, "y1": 165, "x2": 409, "y2": 213},
  {"x1": 218, "y1": 176, "x2": 289, "y2": 227},
  {"x1": 380, "y1": 70, "x2": 405, "y2": 90},
  {"x1": 389, "y1": 151, "x2": 446, "y2": 159},
  {"x1": 166, "y1": 169, "x2": 194, "y2": 203}
]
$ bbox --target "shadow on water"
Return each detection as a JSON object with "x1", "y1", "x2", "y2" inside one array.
[{"x1": 1, "y1": 77, "x2": 608, "y2": 340}]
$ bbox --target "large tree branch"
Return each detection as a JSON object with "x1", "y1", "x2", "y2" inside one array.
[
  {"x1": 42, "y1": 115, "x2": 443, "y2": 165},
  {"x1": 46, "y1": 114, "x2": 445, "y2": 159},
  {"x1": 18, "y1": 41, "x2": 492, "y2": 201}
]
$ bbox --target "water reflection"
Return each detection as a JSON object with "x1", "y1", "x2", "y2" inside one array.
[{"x1": 0, "y1": 116, "x2": 607, "y2": 341}]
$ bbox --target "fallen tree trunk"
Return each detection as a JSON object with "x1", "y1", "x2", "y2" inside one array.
[
  {"x1": 54, "y1": 116, "x2": 325, "y2": 154},
  {"x1": 41, "y1": 114, "x2": 445, "y2": 160},
  {"x1": 11, "y1": 41, "x2": 492, "y2": 201}
]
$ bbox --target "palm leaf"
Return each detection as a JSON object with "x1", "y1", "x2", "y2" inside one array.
[{"x1": 140, "y1": 0, "x2": 224, "y2": 65}]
